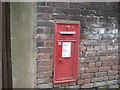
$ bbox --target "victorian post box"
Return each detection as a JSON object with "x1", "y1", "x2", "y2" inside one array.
[{"x1": 53, "y1": 22, "x2": 80, "y2": 83}]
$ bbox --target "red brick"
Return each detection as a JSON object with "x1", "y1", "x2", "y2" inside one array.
[
  {"x1": 109, "y1": 60, "x2": 114, "y2": 65},
  {"x1": 70, "y1": 15, "x2": 86, "y2": 21},
  {"x1": 61, "y1": 82, "x2": 68, "y2": 87},
  {"x1": 111, "y1": 56, "x2": 118, "y2": 61},
  {"x1": 81, "y1": 83, "x2": 93, "y2": 88},
  {"x1": 49, "y1": 54, "x2": 53, "y2": 59},
  {"x1": 112, "y1": 65, "x2": 119, "y2": 70},
  {"x1": 97, "y1": 40, "x2": 105, "y2": 45},
  {"x1": 37, "y1": 66, "x2": 53, "y2": 72},
  {"x1": 83, "y1": 40, "x2": 97, "y2": 45},
  {"x1": 51, "y1": 15, "x2": 69, "y2": 20},
  {"x1": 99, "y1": 66, "x2": 111, "y2": 72},
  {"x1": 95, "y1": 72, "x2": 107, "y2": 77},
  {"x1": 37, "y1": 27, "x2": 44, "y2": 34},
  {"x1": 114, "y1": 75, "x2": 119, "y2": 79},
  {"x1": 108, "y1": 70, "x2": 118, "y2": 76},
  {"x1": 94, "y1": 82, "x2": 106, "y2": 87},
  {"x1": 118, "y1": 56, "x2": 120, "y2": 60},
  {"x1": 68, "y1": 82, "x2": 76, "y2": 86},
  {"x1": 102, "y1": 61, "x2": 109, "y2": 66},
  {"x1": 77, "y1": 79, "x2": 84, "y2": 84},
  {"x1": 37, "y1": 13, "x2": 51, "y2": 20},
  {"x1": 53, "y1": 83, "x2": 61, "y2": 87},
  {"x1": 108, "y1": 56, "x2": 112, "y2": 60},
  {"x1": 107, "y1": 45, "x2": 113, "y2": 50},
  {"x1": 113, "y1": 45, "x2": 118, "y2": 50},
  {"x1": 38, "y1": 47, "x2": 53, "y2": 53},
  {"x1": 45, "y1": 41, "x2": 53, "y2": 47},
  {"x1": 47, "y1": 2, "x2": 69, "y2": 8},
  {"x1": 89, "y1": 62, "x2": 95, "y2": 68},
  {"x1": 97, "y1": 51, "x2": 111, "y2": 56},
  {"x1": 87, "y1": 46, "x2": 94, "y2": 51},
  {"x1": 84, "y1": 79, "x2": 91, "y2": 84},
  {"x1": 85, "y1": 51, "x2": 96, "y2": 57},
  {"x1": 80, "y1": 45, "x2": 86, "y2": 51},
  {"x1": 37, "y1": 41, "x2": 44, "y2": 47},
  {"x1": 114, "y1": 61, "x2": 119, "y2": 65},
  {"x1": 92, "y1": 78, "x2": 97, "y2": 83},
  {"x1": 94, "y1": 46, "x2": 100, "y2": 51},
  {"x1": 36, "y1": 53, "x2": 51, "y2": 60},
  {"x1": 37, "y1": 34, "x2": 53, "y2": 41},
  {"x1": 37, "y1": 60, "x2": 53, "y2": 66},
  {"x1": 78, "y1": 63, "x2": 88, "y2": 68},
  {"x1": 85, "y1": 67, "x2": 98, "y2": 73},
  {"x1": 77, "y1": 74, "x2": 82, "y2": 79},
  {"x1": 36, "y1": 78, "x2": 52, "y2": 84},
  {"x1": 37, "y1": 83, "x2": 53, "y2": 88},
  {"x1": 109, "y1": 76, "x2": 115, "y2": 80},
  {"x1": 110, "y1": 50, "x2": 118, "y2": 55},
  {"x1": 82, "y1": 73, "x2": 94, "y2": 79},
  {"x1": 100, "y1": 56, "x2": 110, "y2": 61},
  {"x1": 79, "y1": 58, "x2": 86, "y2": 63},
  {"x1": 97, "y1": 77, "x2": 104, "y2": 82},
  {"x1": 106, "y1": 80, "x2": 118, "y2": 85},
  {"x1": 69, "y1": 3, "x2": 86, "y2": 9},
  {"x1": 37, "y1": 72, "x2": 52, "y2": 78},
  {"x1": 79, "y1": 52, "x2": 83, "y2": 57},
  {"x1": 78, "y1": 68, "x2": 85, "y2": 74},
  {"x1": 105, "y1": 40, "x2": 112, "y2": 45},
  {"x1": 100, "y1": 45, "x2": 106, "y2": 50},
  {"x1": 37, "y1": 6, "x2": 54, "y2": 14},
  {"x1": 103, "y1": 76, "x2": 109, "y2": 81},
  {"x1": 44, "y1": 27, "x2": 53, "y2": 34},
  {"x1": 109, "y1": 84, "x2": 119, "y2": 88},
  {"x1": 66, "y1": 85, "x2": 79, "y2": 88},
  {"x1": 96, "y1": 62, "x2": 102, "y2": 67},
  {"x1": 83, "y1": 35, "x2": 88, "y2": 39},
  {"x1": 85, "y1": 57, "x2": 98, "y2": 62}
]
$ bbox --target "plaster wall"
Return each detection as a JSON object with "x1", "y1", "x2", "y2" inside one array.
[{"x1": 10, "y1": 2, "x2": 36, "y2": 88}]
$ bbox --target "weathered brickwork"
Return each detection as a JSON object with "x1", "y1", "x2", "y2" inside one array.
[{"x1": 36, "y1": 2, "x2": 119, "y2": 88}]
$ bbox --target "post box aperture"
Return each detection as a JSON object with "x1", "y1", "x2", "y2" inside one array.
[{"x1": 53, "y1": 22, "x2": 80, "y2": 83}]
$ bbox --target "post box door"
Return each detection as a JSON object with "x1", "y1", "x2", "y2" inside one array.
[
  {"x1": 55, "y1": 41, "x2": 77, "y2": 81},
  {"x1": 54, "y1": 23, "x2": 80, "y2": 83}
]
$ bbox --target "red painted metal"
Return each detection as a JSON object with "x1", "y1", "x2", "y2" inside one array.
[{"x1": 53, "y1": 23, "x2": 80, "y2": 83}]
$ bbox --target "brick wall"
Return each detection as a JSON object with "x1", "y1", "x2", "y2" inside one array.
[{"x1": 36, "y1": 2, "x2": 119, "y2": 88}]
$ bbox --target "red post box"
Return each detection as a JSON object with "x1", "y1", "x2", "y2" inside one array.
[{"x1": 53, "y1": 22, "x2": 80, "y2": 83}]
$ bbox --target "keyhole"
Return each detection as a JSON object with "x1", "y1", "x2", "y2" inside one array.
[{"x1": 66, "y1": 25, "x2": 70, "y2": 30}]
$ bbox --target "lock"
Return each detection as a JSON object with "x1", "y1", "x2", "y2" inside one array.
[
  {"x1": 59, "y1": 59, "x2": 65, "y2": 63},
  {"x1": 59, "y1": 58, "x2": 65, "y2": 63},
  {"x1": 66, "y1": 25, "x2": 70, "y2": 30}
]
